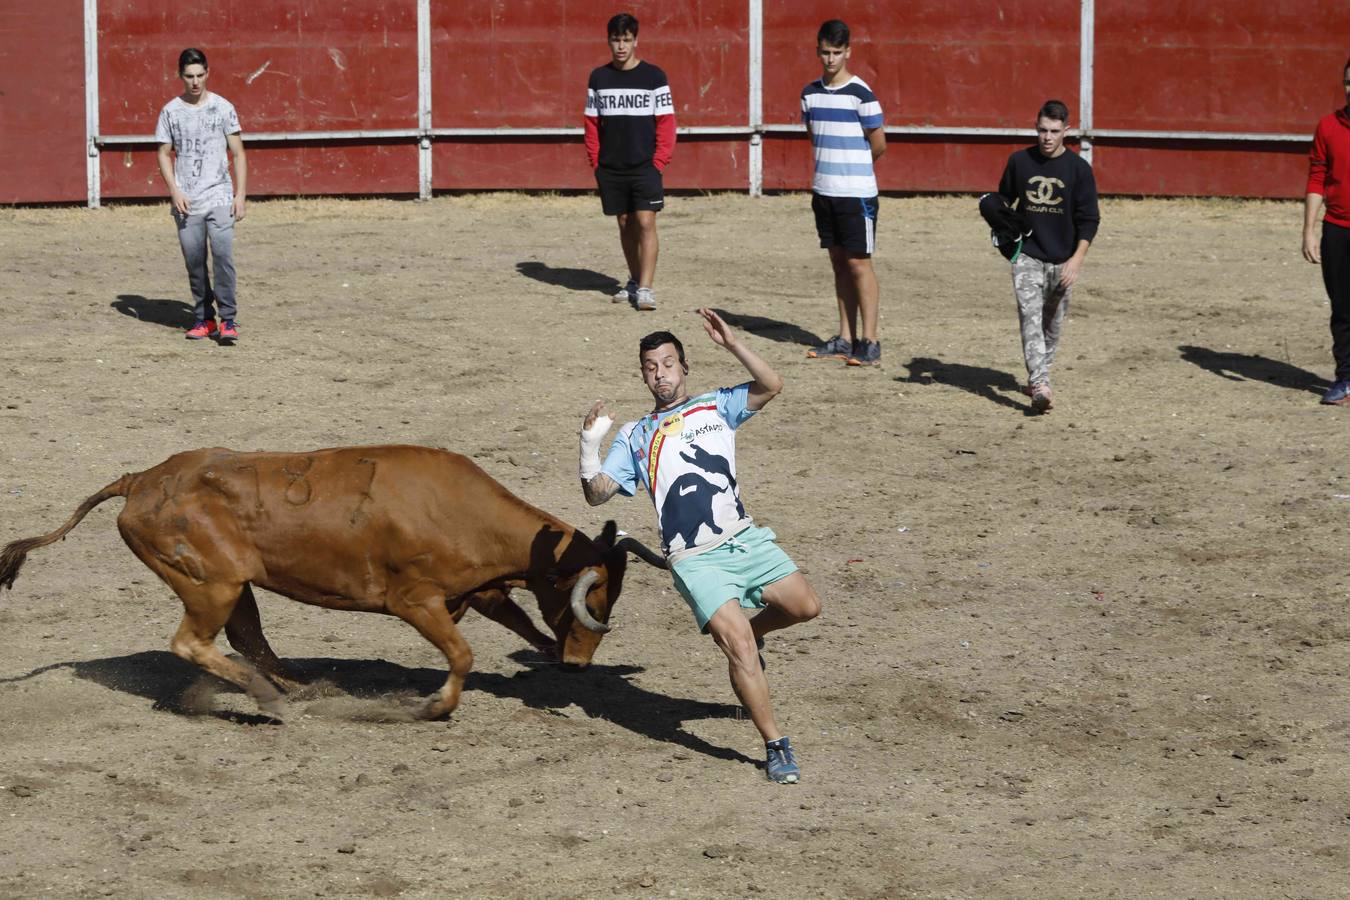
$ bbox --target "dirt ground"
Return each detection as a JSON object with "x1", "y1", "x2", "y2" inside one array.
[{"x1": 0, "y1": 192, "x2": 1346, "y2": 899}]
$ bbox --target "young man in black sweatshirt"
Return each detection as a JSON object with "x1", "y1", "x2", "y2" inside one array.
[{"x1": 996, "y1": 100, "x2": 1100, "y2": 412}]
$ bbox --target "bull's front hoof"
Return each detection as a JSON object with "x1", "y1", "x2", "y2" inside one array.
[
  {"x1": 256, "y1": 696, "x2": 286, "y2": 721},
  {"x1": 248, "y1": 673, "x2": 286, "y2": 721}
]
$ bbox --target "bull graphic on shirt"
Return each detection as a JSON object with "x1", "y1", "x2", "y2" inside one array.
[
  {"x1": 680, "y1": 444, "x2": 745, "y2": 519},
  {"x1": 658, "y1": 443, "x2": 744, "y2": 550}
]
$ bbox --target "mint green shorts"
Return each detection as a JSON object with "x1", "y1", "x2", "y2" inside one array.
[{"x1": 669, "y1": 524, "x2": 799, "y2": 633}]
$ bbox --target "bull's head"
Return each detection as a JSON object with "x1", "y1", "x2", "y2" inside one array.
[{"x1": 533, "y1": 522, "x2": 665, "y2": 667}]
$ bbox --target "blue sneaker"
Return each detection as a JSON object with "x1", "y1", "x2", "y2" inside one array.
[
  {"x1": 765, "y1": 737, "x2": 800, "y2": 784},
  {"x1": 1321, "y1": 380, "x2": 1350, "y2": 406},
  {"x1": 846, "y1": 339, "x2": 882, "y2": 367},
  {"x1": 807, "y1": 335, "x2": 851, "y2": 360}
]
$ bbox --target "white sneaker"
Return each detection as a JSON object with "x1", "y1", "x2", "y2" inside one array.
[
  {"x1": 613, "y1": 280, "x2": 637, "y2": 304},
  {"x1": 635, "y1": 287, "x2": 656, "y2": 311}
]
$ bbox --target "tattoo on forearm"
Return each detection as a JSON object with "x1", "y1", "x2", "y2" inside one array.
[{"x1": 583, "y1": 472, "x2": 620, "y2": 506}]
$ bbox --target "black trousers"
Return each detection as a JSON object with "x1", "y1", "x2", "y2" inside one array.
[{"x1": 1324, "y1": 220, "x2": 1350, "y2": 380}]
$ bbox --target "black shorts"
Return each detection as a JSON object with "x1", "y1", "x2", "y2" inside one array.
[
  {"x1": 596, "y1": 165, "x2": 665, "y2": 216},
  {"x1": 812, "y1": 193, "x2": 879, "y2": 255}
]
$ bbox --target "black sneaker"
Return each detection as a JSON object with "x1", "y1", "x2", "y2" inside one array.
[
  {"x1": 807, "y1": 335, "x2": 852, "y2": 360},
  {"x1": 847, "y1": 339, "x2": 881, "y2": 367}
]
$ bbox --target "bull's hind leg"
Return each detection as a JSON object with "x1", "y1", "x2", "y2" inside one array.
[
  {"x1": 465, "y1": 588, "x2": 555, "y2": 652},
  {"x1": 390, "y1": 589, "x2": 474, "y2": 720},
  {"x1": 117, "y1": 529, "x2": 281, "y2": 717},
  {"x1": 161, "y1": 574, "x2": 285, "y2": 718},
  {"x1": 224, "y1": 585, "x2": 302, "y2": 692}
]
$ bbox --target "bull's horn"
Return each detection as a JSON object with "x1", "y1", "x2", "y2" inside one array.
[
  {"x1": 569, "y1": 569, "x2": 610, "y2": 633},
  {"x1": 615, "y1": 536, "x2": 668, "y2": 570}
]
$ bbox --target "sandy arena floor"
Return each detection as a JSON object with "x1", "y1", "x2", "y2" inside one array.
[{"x1": 0, "y1": 193, "x2": 1346, "y2": 898}]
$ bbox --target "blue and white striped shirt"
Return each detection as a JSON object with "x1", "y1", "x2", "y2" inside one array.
[{"x1": 801, "y1": 76, "x2": 884, "y2": 198}]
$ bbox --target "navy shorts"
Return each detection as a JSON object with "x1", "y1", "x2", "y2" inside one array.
[
  {"x1": 596, "y1": 165, "x2": 665, "y2": 216},
  {"x1": 812, "y1": 193, "x2": 879, "y2": 255}
]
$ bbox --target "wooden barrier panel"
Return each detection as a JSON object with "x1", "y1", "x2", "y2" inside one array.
[{"x1": 0, "y1": 0, "x2": 86, "y2": 203}]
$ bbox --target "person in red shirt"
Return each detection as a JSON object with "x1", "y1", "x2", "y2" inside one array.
[
  {"x1": 1302, "y1": 56, "x2": 1350, "y2": 405},
  {"x1": 584, "y1": 13, "x2": 676, "y2": 312}
]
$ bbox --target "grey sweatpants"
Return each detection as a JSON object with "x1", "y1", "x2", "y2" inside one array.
[
  {"x1": 1011, "y1": 254, "x2": 1071, "y2": 386},
  {"x1": 173, "y1": 204, "x2": 236, "y2": 322}
]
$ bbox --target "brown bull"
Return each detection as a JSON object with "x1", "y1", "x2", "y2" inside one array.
[{"x1": 0, "y1": 445, "x2": 663, "y2": 719}]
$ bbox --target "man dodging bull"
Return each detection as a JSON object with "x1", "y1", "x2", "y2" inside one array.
[
  {"x1": 580, "y1": 309, "x2": 822, "y2": 784},
  {"x1": 0, "y1": 445, "x2": 663, "y2": 719}
]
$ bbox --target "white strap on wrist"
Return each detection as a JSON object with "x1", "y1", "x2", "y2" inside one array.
[{"x1": 579, "y1": 414, "x2": 613, "y2": 481}]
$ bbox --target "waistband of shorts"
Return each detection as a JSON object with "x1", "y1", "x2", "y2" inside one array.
[{"x1": 666, "y1": 519, "x2": 755, "y2": 567}]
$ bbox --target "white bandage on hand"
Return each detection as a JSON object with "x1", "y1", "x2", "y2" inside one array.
[{"x1": 579, "y1": 414, "x2": 613, "y2": 481}]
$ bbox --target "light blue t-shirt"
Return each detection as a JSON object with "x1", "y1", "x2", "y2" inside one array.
[{"x1": 602, "y1": 384, "x2": 757, "y2": 560}]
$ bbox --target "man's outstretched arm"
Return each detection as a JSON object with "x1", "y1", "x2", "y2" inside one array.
[{"x1": 697, "y1": 308, "x2": 782, "y2": 411}]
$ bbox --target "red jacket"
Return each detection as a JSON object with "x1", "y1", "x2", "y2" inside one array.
[{"x1": 1307, "y1": 108, "x2": 1350, "y2": 228}]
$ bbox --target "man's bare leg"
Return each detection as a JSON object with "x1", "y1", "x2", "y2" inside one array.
[
  {"x1": 706, "y1": 600, "x2": 781, "y2": 742},
  {"x1": 847, "y1": 253, "x2": 880, "y2": 342},
  {"x1": 751, "y1": 572, "x2": 821, "y2": 641},
  {"x1": 632, "y1": 209, "x2": 659, "y2": 288},
  {"x1": 616, "y1": 212, "x2": 640, "y2": 285},
  {"x1": 829, "y1": 246, "x2": 859, "y2": 341}
]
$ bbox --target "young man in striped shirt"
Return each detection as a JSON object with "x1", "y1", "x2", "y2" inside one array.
[
  {"x1": 801, "y1": 19, "x2": 886, "y2": 366},
  {"x1": 584, "y1": 13, "x2": 676, "y2": 312}
]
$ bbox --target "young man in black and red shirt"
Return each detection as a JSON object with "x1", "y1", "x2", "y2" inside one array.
[
  {"x1": 1302, "y1": 56, "x2": 1350, "y2": 406},
  {"x1": 584, "y1": 13, "x2": 675, "y2": 311}
]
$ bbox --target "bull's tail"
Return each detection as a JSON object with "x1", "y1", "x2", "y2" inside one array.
[{"x1": 0, "y1": 474, "x2": 134, "y2": 591}]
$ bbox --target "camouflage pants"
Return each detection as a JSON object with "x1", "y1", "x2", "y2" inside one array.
[{"x1": 1011, "y1": 255, "x2": 1072, "y2": 386}]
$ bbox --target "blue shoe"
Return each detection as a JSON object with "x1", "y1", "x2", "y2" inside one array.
[
  {"x1": 765, "y1": 737, "x2": 800, "y2": 784},
  {"x1": 807, "y1": 335, "x2": 851, "y2": 360},
  {"x1": 846, "y1": 339, "x2": 882, "y2": 367},
  {"x1": 1321, "y1": 380, "x2": 1350, "y2": 406}
]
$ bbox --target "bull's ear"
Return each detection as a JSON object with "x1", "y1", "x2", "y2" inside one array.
[{"x1": 598, "y1": 520, "x2": 619, "y2": 548}]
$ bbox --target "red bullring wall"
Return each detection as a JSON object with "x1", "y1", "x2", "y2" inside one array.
[{"x1": 1, "y1": 1, "x2": 1347, "y2": 203}]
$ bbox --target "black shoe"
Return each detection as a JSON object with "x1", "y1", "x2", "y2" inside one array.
[
  {"x1": 807, "y1": 335, "x2": 852, "y2": 360},
  {"x1": 847, "y1": 339, "x2": 881, "y2": 367}
]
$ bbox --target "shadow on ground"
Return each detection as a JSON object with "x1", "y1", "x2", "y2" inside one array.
[
  {"x1": 516, "y1": 261, "x2": 620, "y2": 296},
  {"x1": 1178, "y1": 344, "x2": 1330, "y2": 395},
  {"x1": 112, "y1": 294, "x2": 195, "y2": 329},
  {"x1": 710, "y1": 308, "x2": 822, "y2": 347},
  {"x1": 2, "y1": 650, "x2": 755, "y2": 764},
  {"x1": 900, "y1": 357, "x2": 1029, "y2": 412}
]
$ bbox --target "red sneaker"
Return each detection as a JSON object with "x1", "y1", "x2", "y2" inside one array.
[
  {"x1": 185, "y1": 319, "x2": 217, "y2": 340},
  {"x1": 218, "y1": 320, "x2": 239, "y2": 343}
]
